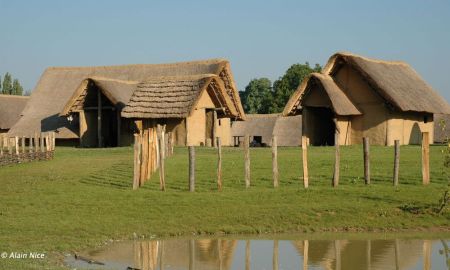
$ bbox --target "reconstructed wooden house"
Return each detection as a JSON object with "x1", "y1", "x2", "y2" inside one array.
[
  {"x1": 0, "y1": 94, "x2": 29, "y2": 133},
  {"x1": 283, "y1": 52, "x2": 450, "y2": 146},
  {"x1": 8, "y1": 59, "x2": 245, "y2": 147}
]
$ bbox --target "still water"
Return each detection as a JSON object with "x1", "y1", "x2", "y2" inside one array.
[{"x1": 66, "y1": 237, "x2": 449, "y2": 270}]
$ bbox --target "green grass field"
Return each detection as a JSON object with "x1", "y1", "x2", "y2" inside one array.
[{"x1": 0, "y1": 145, "x2": 449, "y2": 269}]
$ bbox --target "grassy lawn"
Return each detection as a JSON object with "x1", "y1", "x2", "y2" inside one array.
[{"x1": 0, "y1": 145, "x2": 449, "y2": 269}]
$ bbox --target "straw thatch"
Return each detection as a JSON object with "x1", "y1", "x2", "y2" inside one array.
[
  {"x1": 434, "y1": 114, "x2": 450, "y2": 143},
  {"x1": 231, "y1": 114, "x2": 302, "y2": 146},
  {"x1": 121, "y1": 74, "x2": 237, "y2": 119},
  {"x1": 284, "y1": 52, "x2": 450, "y2": 115},
  {"x1": 0, "y1": 94, "x2": 29, "y2": 131},
  {"x1": 8, "y1": 59, "x2": 245, "y2": 138},
  {"x1": 284, "y1": 73, "x2": 362, "y2": 116}
]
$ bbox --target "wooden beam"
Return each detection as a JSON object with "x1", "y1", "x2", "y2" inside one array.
[
  {"x1": 97, "y1": 90, "x2": 102, "y2": 147},
  {"x1": 422, "y1": 132, "x2": 430, "y2": 185}
]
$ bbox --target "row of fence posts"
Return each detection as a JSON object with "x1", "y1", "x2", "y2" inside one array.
[
  {"x1": 133, "y1": 124, "x2": 173, "y2": 190},
  {"x1": 185, "y1": 132, "x2": 431, "y2": 191},
  {"x1": 0, "y1": 132, "x2": 56, "y2": 165}
]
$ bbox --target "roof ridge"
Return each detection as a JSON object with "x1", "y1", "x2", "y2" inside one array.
[
  {"x1": 44, "y1": 58, "x2": 229, "y2": 71},
  {"x1": 140, "y1": 74, "x2": 218, "y2": 83},
  {"x1": 333, "y1": 51, "x2": 409, "y2": 66}
]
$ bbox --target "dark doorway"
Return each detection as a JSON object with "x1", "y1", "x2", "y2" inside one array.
[{"x1": 306, "y1": 107, "x2": 336, "y2": 146}]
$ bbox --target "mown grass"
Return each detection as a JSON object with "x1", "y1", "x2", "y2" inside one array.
[{"x1": 0, "y1": 145, "x2": 449, "y2": 269}]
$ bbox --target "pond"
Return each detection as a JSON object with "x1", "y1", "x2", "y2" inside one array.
[{"x1": 66, "y1": 235, "x2": 449, "y2": 270}]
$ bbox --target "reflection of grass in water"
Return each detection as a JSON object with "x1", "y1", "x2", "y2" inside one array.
[{"x1": 0, "y1": 145, "x2": 449, "y2": 269}]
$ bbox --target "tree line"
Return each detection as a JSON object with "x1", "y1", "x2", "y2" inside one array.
[
  {"x1": 0, "y1": 72, "x2": 25, "y2": 96},
  {"x1": 239, "y1": 62, "x2": 322, "y2": 114}
]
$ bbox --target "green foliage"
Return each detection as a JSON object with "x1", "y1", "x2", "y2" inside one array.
[
  {"x1": 0, "y1": 72, "x2": 24, "y2": 95},
  {"x1": 12, "y1": 79, "x2": 23, "y2": 96},
  {"x1": 240, "y1": 78, "x2": 273, "y2": 114},
  {"x1": 1, "y1": 72, "x2": 12, "y2": 94}
]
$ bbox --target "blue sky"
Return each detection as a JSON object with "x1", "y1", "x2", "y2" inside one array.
[{"x1": 0, "y1": 0, "x2": 449, "y2": 101}]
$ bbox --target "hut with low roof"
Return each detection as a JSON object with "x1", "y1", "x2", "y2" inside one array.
[
  {"x1": 8, "y1": 59, "x2": 245, "y2": 147},
  {"x1": 0, "y1": 94, "x2": 29, "y2": 133},
  {"x1": 283, "y1": 52, "x2": 450, "y2": 146}
]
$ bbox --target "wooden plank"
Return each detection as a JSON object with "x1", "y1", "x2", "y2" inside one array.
[
  {"x1": 0, "y1": 134, "x2": 3, "y2": 156},
  {"x1": 217, "y1": 137, "x2": 222, "y2": 191},
  {"x1": 189, "y1": 146, "x2": 195, "y2": 192},
  {"x1": 140, "y1": 129, "x2": 149, "y2": 186},
  {"x1": 133, "y1": 134, "x2": 141, "y2": 190},
  {"x1": 332, "y1": 130, "x2": 340, "y2": 187},
  {"x1": 393, "y1": 140, "x2": 400, "y2": 186},
  {"x1": 21, "y1": 136, "x2": 25, "y2": 153},
  {"x1": 302, "y1": 136, "x2": 309, "y2": 188},
  {"x1": 363, "y1": 137, "x2": 370, "y2": 185},
  {"x1": 7, "y1": 137, "x2": 12, "y2": 154},
  {"x1": 422, "y1": 132, "x2": 430, "y2": 185},
  {"x1": 29, "y1": 135, "x2": 33, "y2": 153},
  {"x1": 147, "y1": 128, "x2": 153, "y2": 179},
  {"x1": 34, "y1": 132, "x2": 39, "y2": 152},
  {"x1": 303, "y1": 240, "x2": 309, "y2": 270},
  {"x1": 272, "y1": 136, "x2": 279, "y2": 188},
  {"x1": 14, "y1": 136, "x2": 19, "y2": 155},
  {"x1": 245, "y1": 240, "x2": 250, "y2": 270},
  {"x1": 244, "y1": 135, "x2": 250, "y2": 188},
  {"x1": 97, "y1": 89, "x2": 102, "y2": 147},
  {"x1": 423, "y1": 240, "x2": 431, "y2": 270},
  {"x1": 40, "y1": 133, "x2": 45, "y2": 153}
]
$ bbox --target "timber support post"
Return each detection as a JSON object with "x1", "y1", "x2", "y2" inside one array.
[
  {"x1": 422, "y1": 132, "x2": 430, "y2": 185},
  {"x1": 302, "y1": 136, "x2": 309, "y2": 188},
  {"x1": 332, "y1": 129, "x2": 340, "y2": 187},
  {"x1": 158, "y1": 125, "x2": 166, "y2": 191},
  {"x1": 363, "y1": 137, "x2": 370, "y2": 185},
  {"x1": 244, "y1": 135, "x2": 250, "y2": 188},
  {"x1": 133, "y1": 134, "x2": 141, "y2": 190},
  {"x1": 189, "y1": 146, "x2": 195, "y2": 192},
  {"x1": 393, "y1": 140, "x2": 400, "y2": 186},
  {"x1": 272, "y1": 136, "x2": 279, "y2": 188},
  {"x1": 217, "y1": 137, "x2": 222, "y2": 191}
]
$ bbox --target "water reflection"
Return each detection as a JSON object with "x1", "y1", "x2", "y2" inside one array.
[{"x1": 67, "y1": 238, "x2": 449, "y2": 270}]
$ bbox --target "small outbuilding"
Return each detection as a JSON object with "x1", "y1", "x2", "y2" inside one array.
[
  {"x1": 283, "y1": 52, "x2": 450, "y2": 146},
  {"x1": 231, "y1": 114, "x2": 302, "y2": 146},
  {"x1": 0, "y1": 94, "x2": 29, "y2": 133}
]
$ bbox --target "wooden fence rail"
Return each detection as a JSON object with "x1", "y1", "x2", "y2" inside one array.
[{"x1": 0, "y1": 132, "x2": 55, "y2": 166}]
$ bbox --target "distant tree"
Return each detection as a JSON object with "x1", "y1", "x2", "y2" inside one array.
[
  {"x1": 12, "y1": 79, "x2": 23, "y2": 96},
  {"x1": 240, "y1": 78, "x2": 273, "y2": 114},
  {"x1": 2, "y1": 72, "x2": 12, "y2": 95},
  {"x1": 269, "y1": 62, "x2": 322, "y2": 113},
  {"x1": 24, "y1": 89, "x2": 32, "y2": 96}
]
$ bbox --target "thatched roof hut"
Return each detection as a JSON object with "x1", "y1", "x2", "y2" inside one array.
[
  {"x1": 8, "y1": 59, "x2": 245, "y2": 147},
  {"x1": 0, "y1": 94, "x2": 29, "y2": 132},
  {"x1": 231, "y1": 114, "x2": 302, "y2": 146},
  {"x1": 283, "y1": 52, "x2": 450, "y2": 146}
]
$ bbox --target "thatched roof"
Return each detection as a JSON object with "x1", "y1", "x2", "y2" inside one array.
[
  {"x1": 8, "y1": 59, "x2": 245, "y2": 138},
  {"x1": 284, "y1": 52, "x2": 450, "y2": 116},
  {"x1": 231, "y1": 114, "x2": 302, "y2": 146},
  {"x1": 283, "y1": 73, "x2": 362, "y2": 116},
  {"x1": 0, "y1": 95, "x2": 29, "y2": 130},
  {"x1": 434, "y1": 114, "x2": 450, "y2": 143},
  {"x1": 121, "y1": 74, "x2": 238, "y2": 119}
]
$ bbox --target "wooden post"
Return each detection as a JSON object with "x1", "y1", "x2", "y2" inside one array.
[
  {"x1": 393, "y1": 140, "x2": 400, "y2": 186},
  {"x1": 34, "y1": 132, "x2": 39, "y2": 153},
  {"x1": 273, "y1": 240, "x2": 279, "y2": 270},
  {"x1": 218, "y1": 239, "x2": 223, "y2": 270},
  {"x1": 45, "y1": 135, "x2": 49, "y2": 158},
  {"x1": 0, "y1": 135, "x2": 3, "y2": 156},
  {"x1": 133, "y1": 134, "x2": 141, "y2": 190},
  {"x1": 422, "y1": 132, "x2": 430, "y2": 185},
  {"x1": 147, "y1": 128, "x2": 153, "y2": 179},
  {"x1": 245, "y1": 240, "x2": 250, "y2": 270},
  {"x1": 332, "y1": 130, "x2": 340, "y2": 187},
  {"x1": 272, "y1": 136, "x2": 279, "y2": 188},
  {"x1": 217, "y1": 137, "x2": 222, "y2": 191},
  {"x1": 97, "y1": 89, "x2": 103, "y2": 148},
  {"x1": 15, "y1": 136, "x2": 19, "y2": 155},
  {"x1": 363, "y1": 137, "x2": 370, "y2": 185},
  {"x1": 117, "y1": 110, "x2": 121, "y2": 146},
  {"x1": 244, "y1": 135, "x2": 250, "y2": 188},
  {"x1": 7, "y1": 137, "x2": 12, "y2": 154},
  {"x1": 158, "y1": 125, "x2": 166, "y2": 191},
  {"x1": 394, "y1": 239, "x2": 400, "y2": 270},
  {"x1": 21, "y1": 136, "x2": 25, "y2": 153},
  {"x1": 40, "y1": 134, "x2": 44, "y2": 153},
  {"x1": 189, "y1": 146, "x2": 195, "y2": 192},
  {"x1": 213, "y1": 111, "x2": 218, "y2": 148},
  {"x1": 29, "y1": 135, "x2": 33, "y2": 154},
  {"x1": 52, "y1": 132, "x2": 56, "y2": 151},
  {"x1": 367, "y1": 240, "x2": 371, "y2": 270},
  {"x1": 140, "y1": 129, "x2": 149, "y2": 186},
  {"x1": 303, "y1": 240, "x2": 309, "y2": 270},
  {"x1": 159, "y1": 240, "x2": 164, "y2": 270},
  {"x1": 302, "y1": 136, "x2": 309, "y2": 188},
  {"x1": 335, "y1": 240, "x2": 341, "y2": 270}
]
